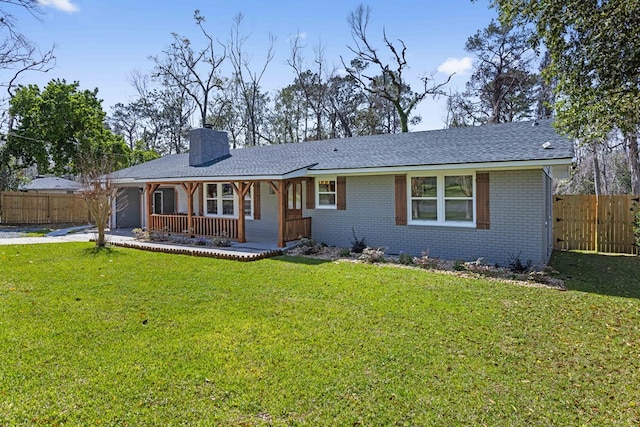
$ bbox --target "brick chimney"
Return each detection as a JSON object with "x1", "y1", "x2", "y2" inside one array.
[{"x1": 188, "y1": 127, "x2": 230, "y2": 166}]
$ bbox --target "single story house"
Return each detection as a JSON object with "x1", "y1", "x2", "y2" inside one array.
[
  {"x1": 21, "y1": 176, "x2": 82, "y2": 194},
  {"x1": 110, "y1": 119, "x2": 574, "y2": 266}
]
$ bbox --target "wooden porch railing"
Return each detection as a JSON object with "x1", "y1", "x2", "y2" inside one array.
[
  {"x1": 285, "y1": 217, "x2": 311, "y2": 241},
  {"x1": 149, "y1": 214, "x2": 238, "y2": 240},
  {"x1": 149, "y1": 214, "x2": 189, "y2": 234},
  {"x1": 192, "y1": 216, "x2": 238, "y2": 240}
]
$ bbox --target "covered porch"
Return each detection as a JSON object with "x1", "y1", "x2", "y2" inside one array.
[{"x1": 142, "y1": 179, "x2": 312, "y2": 248}]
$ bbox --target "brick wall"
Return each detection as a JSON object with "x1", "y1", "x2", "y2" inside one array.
[{"x1": 307, "y1": 170, "x2": 548, "y2": 267}]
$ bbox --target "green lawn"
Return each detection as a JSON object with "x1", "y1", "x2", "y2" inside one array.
[{"x1": 1, "y1": 244, "x2": 638, "y2": 426}]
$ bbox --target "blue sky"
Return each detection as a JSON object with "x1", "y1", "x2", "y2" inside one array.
[{"x1": 9, "y1": 0, "x2": 497, "y2": 131}]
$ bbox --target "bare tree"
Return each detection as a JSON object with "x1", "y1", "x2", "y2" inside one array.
[
  {"x1": 110, "y1": 102, "x2": 143, "y2": 149},
  {"x1": 288, "y1": 36, "x2": 333, "y2": 141},
  {"x1": 0, "y1": 1, "x2": 56, "y2": 98},
  {"x1": 151, "y1": 10, "x2": 225, "y2": 127},
  {"x1": 342, "y1": 4, "x2": 451, "y2": 132},
  {"x1": 269, "y1": 82, "x2": 308, "y2": 143},
  {"x1": 228, "y1": 13, "x2": 274, "y2": 146},
  {"x1": 79, "y1": 153, "x2": 122, "y2": 248},
  {"x1": 444, "y1": 91, "x2": 482, "y2": 128},
  {"x1": 124, "y1": 71, "x2": 195, "y2": 155}
]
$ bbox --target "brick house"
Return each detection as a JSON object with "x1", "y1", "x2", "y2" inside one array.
[{"x1": 110, "y1": 119, "x2": 574, "y2": 266}]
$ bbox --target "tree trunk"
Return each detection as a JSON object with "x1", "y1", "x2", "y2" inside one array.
[
  {"x1": 97, "y1": 225, "x2": 106, "y2": 247},
  {"x1": 626, "y1": 132, "x2": 640, "y2": 194},
  {"x1": 397, "y1": 102, "x2": 409, "y2": 133},
  {"x1": 592, "y1": 149, "x2": 602, "y2": 196}
]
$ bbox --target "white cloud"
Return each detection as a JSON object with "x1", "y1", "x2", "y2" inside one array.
[
  {"x1": 437, "y1": 57, "x2": 473, "y2": 75},
  {"x1": 38, "y1": 0, "x2": 79, "y2": 13},
  {"x1": 287, "y1": 31, "x2": 307, "y2": 42}
]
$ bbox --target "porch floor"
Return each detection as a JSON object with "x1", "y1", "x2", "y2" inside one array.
[{"x1": 107, "y1": 228, "x2": 300, "y2": 261}]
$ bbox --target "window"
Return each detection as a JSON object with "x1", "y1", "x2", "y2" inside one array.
[
  {"x1": 287, "y1": 181, "x2": 303, "y2": 219},
  {"x1": 205, "y1": 184, "x2": 218, "y2": 215},
  {"x1": 317, "y1": 178, "x2": 336, "y2": 208},
  {"x1": 288, "y1": 181, "x2": 302, "y2": 210},
  {"x1": 444, "y1": 176, "x2": 473, "y2": 222},
  {"x1": 410, "y1": 177, "x2": 437, "y2": 220},
  {"x1": 205, "y1": 183, "x2": 253, "y2": 218},
  {"x1": 221, "y1": 183, "x2": 234, "y2": 216},
  {"x1": 243, "y1": 191, "x2": 253, "y2": 217},
  {"x1": 409, "y1": 173, "x2": 474, "y2": 225}
]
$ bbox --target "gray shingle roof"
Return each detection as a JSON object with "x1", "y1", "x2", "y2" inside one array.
[
  {"x1": 112, "y1": 119, "x2": 574, "y2": 181},
  {"x1": 22, "y1": 176, "x2": 82, "y2": 191}
]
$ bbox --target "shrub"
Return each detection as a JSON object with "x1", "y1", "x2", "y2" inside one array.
[
  {"x1": 301, "y1": 245, "x2": 320, "y2": 255},
  {"x1": 212, "y1": 233, "x2": 231, "y2": 247},
  {"x1": 132, "y1": 228, "x2": 149, "y2": 241},
  {"x1": 298, "y1": 237, "x2": 320, "y2": 254},
  {"x1": 172, "y1": 235, "x2": 192, "y2": 245},
  {"x1": 194, "y1": 236, "x2": 208, "y2": 246},
  {"x1": 453, "y1": 260, "x2": 467, "y2": 271},
  {"x1": 358, "y1": 247, "x2": 386, "y2": 263},
  {"x1": 150, "y1": 229, "x2": 170, "y2": 241},
  {"x1": 338, "y1": 248, "x2": 351, "y2": 257},
  {"x1": 413, "y1": 251, "x2": 439, "y2": 269},
  {"x1": 350, "y1": 228, "x2": 367, "y2": 254},
  {"x1": 398, "y1": 252, "x2": 414, "y2": 265},
  {"x1": 508, "y1": 251, "x2": 533, "y2": 273},
  {"x1": 300, "y1": 237, "x2": 317, "y2": 247}
]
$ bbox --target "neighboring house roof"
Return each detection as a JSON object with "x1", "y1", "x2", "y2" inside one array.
[
  {"x1": 112, "y1": 119, "x2": 574, "y2": 182},
  {"x1": 22, "y1": 176, "x2": 82, "y2": 191}
]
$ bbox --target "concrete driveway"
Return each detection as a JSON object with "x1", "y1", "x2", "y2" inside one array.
[{"x1": 0, "y1": 226, "x2": 133, "y2": 245}]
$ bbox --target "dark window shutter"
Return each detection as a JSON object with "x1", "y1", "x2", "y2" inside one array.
[
  {"x1": 476, "y1": 172, "x2": 490, "y2": 229},
  {"x1": 337, "y1": 176, "x2": 346, "y2": 210},
  {"x1": 305, "y1": 178, "x2": 315, "y2": 209},
  {"x1": 395, "y1": 175, "x2": 407, "y2": 226},
  {"x1": 253, "y1": 182, "x2": 261, "y2": 220}
]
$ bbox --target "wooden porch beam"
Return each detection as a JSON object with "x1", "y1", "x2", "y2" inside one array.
[
  {"x1": 231, "y1": 182, "x2": 252, "y2": 198},
  {"x1": 267, "y1": 181, "x2": 279, "y2": 195}
]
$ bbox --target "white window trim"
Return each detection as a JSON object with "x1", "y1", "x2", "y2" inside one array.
[
  {"x1": 316, "y1": 176, "x2": 337, "y2": 209},
  {"x1": 204, "y1": 183, "x2": 254, "y2": 220},
  {"x1": 407, "y1": 171, "x2": 476, "y2": 227}
]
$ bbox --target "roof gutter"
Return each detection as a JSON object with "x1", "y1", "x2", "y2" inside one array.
[{"x1": 307, "y1": 158, "x2": 574, "y2": 176}]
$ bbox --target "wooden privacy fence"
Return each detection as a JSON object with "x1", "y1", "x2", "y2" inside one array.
[
  {"x1": 0, "y1": 191, "x2": 91, "y2": 225},
  {"x1": 553, "y1": 194, "x2": 639, "y2": 255}
]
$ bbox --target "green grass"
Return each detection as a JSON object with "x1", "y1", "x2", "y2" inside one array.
[
  {"x1": 551, "y1": 250, "x2": 640, "y2": 298},
  {"x1": 0, "y1": 244, "x2": 639, "y2": 426}
]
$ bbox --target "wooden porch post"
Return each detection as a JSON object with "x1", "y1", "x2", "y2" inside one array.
[
  {"x1": 236, "y1": 181, "x2": 246, "y2": 243},
  {"x1": 197, "y1": 183, "x2": 204, "y2": 216},
  {"x1": 231, "y1": 181, "x2": 253, "y2": 244},
  {"x1": 181, "y1": 182, "x2": 199, "y2": 235},
  {"x1": 268, "y1": 180, "x2": 290, "y2": 248},
  {"x1": 277, "y1": 180, "x2": 286, "y2": 248},
  {"x1": 145, "y1": 183, "x2": 160, "y2": 230}
]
